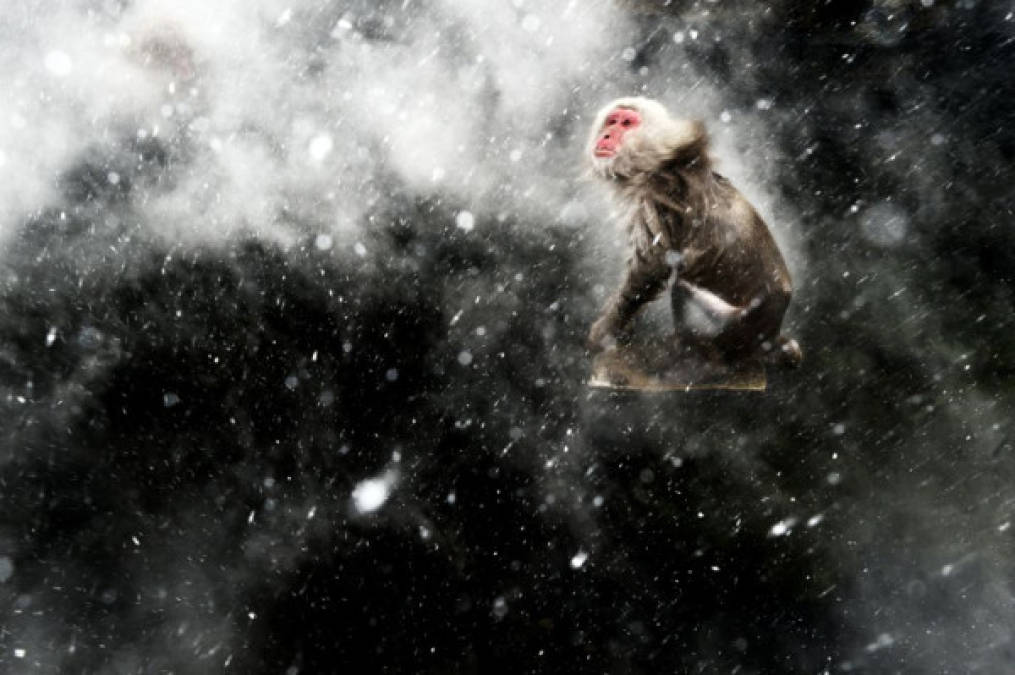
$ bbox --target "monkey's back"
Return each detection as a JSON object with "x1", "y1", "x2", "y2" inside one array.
[{"x1": 655, "y1": 170, "x2": 792, "y2": 308}]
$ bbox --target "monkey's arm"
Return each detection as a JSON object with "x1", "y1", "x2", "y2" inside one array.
[{"x1": 587, "y1": 238, "x2": 672, "y2": 352}]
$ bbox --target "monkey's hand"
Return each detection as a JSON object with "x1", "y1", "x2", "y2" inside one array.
[{"x1": 587, "y1": 310, "x2": 625, "y2": 353}]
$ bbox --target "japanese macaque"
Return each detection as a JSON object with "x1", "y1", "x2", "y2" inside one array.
[{"x1": 586, "y1": 96, "x2": 802, "y2": 366}]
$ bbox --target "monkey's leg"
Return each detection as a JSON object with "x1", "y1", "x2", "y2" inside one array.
[
  {"x1": 671, "y1": 280, "x2": 788, "y2": 362},
  {"x1": 588, "y1": 255, "x2": 671, "y2": 352}
]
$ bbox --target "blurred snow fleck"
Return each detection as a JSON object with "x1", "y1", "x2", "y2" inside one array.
[
  {"x1": 755, "y1": 98, "x2": 773, "y2": 111},
  {"x1": 455, "y1": 211, "x2": 475, "y2": 232},
  {"x1": 276, "y1": 7, "x2": 293, "y2": 27},
  {"x1": 832, "y1": 423, "x2": 845, "y2": 436},
  {"x1": 720, "y1": 110, "x2": 732, "y2": 123},
  {"x1": 768, "y1": 518, "x2": 797, "y2": 537},
  {"x1": 930, "y1": 133, "x2": 946, "y2": 145},
  {"x1": 0, "y1": 556, "x2": 13, "y2": 582},
  {"x1": 457, "y1": 350, "x2": 473, "y2": 366},
  {"x1": 163, "y1": 392, "x2": 181, "y2": 408},
  {"x1": 45, "y1": 327, "x2": 57, "y2": 346},
  {"x1": 941, "y1": 563, "x2": 954, "y2": 576},
  {"x1": 689, "y1": 29, "x2": 699, "y2": 40},
  {"x1": 999, "y1": 522, "x2": 1011, "y2": 532},
  {"x1": 284, "y1": 375, "x2": 299, "y2": 390},
  {"x1": 353, "y1": 242, "x2": 367, "y2": 257},
  {"x1": 314, "y1": 234, "x2": 333, "y2": 251},
  {"x1": 673, "y1": 31, "x2": 685, "y2": 44},
  {"x1": 509, "y1": 149, "x2": 524, "y2": 162},
  {"x1": 864, "y1": 633, "x2": 895, "y2": 653},
  {"x1": 309, "y1": 134, "x2": 334, "y2": 162},
  {"x1": 807, "y1": 514, "x2": 824, "y2": 527},
  {"x1": 492, "y1": 596, "x2": 508, "y2": 618},
  {"x1": 44, "y1": 50, "x2": 73, "y2": 76},
  {"x1": 593, "y1": 495, "x2": 604, "y2": 507},
  {"x1": 570, "y1": 550, "x2": 588, "y2": 569},
  {"x1": 306, "y1": 506, "x2": 316, "y2": 520},
  {"x1": 827, "y1": 472, "x2": 842, "y2": 485},
  {"x1": 385, "y1": 368, "x2": 399, "y2": 382},
  {"x1": 521, "y1": 14, "x2": 541, "y2": 32},
  {"x1": 859, "y1": 201, "x2": 909, "y2": 248},
  {"x1": 14, "y1": 648, "x2": 25, "y2": 659},
  {"x1": 446, "y1": 491, "x2": 456, "y2": 505},
  {"x1": 334, "y1": 17, "x2": 354, "y2": 33},
  {"x1": 352, "y1": 471, "x2": 396, "y2": 514},
  {"x1": 621, "y1": 47, "x2": 637, "y2": 62}
]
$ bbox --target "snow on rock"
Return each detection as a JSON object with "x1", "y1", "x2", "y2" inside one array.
[{"x1": 859, "y1": 201, "x2": 909, "y2": 248}]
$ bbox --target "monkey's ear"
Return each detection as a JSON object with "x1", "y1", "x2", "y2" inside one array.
[{"x1": 663, "y1": 119, "x2": 709, "y2": 162}]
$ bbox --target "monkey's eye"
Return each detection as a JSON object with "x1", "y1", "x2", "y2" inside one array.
[{"x1": 622, "y1": 119, "x2": 632, "y2": 127}]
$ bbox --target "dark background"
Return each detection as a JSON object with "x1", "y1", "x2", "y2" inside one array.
[{"x1": 2, "y1": 1, "x2": 1014, "y2": 672}]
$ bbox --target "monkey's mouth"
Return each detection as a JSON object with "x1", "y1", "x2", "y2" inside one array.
[{"x1": 594, "y1": 148, "x2": 616, "y2": 158}]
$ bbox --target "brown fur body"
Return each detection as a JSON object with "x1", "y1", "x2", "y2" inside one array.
[{"x1": 587, "y1": 97, "x2": 799, "y2": 364}]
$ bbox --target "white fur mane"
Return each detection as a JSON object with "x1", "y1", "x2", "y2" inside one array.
[{"x1": 586, "y1": 96, "x2": 705, "y2": 183}]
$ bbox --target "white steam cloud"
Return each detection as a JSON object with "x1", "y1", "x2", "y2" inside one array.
[
  {"x1": 0, "y1": 0, "x2": 628, "y2": 248},
  {"x1": 0, "y1": 0, "x2": 802, "y2": 288}
]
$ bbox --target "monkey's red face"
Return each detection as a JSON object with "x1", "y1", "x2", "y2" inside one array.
[{"x1": 594, "y1": 108, "x2": 641, "y2": 158}]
